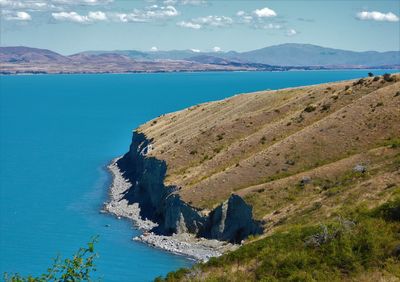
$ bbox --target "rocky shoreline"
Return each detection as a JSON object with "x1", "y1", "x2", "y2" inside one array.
[{"x1": 103, "y1": 158, "x2": 236, "y2": 262}]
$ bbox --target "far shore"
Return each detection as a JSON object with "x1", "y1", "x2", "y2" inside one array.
[{"x1": 1, "y1": 68, "x2": 399, "y2": 77}]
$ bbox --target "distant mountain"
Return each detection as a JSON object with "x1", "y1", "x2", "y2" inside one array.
[
  {"x1": 187, "y1": 55, "x2": 243, "y2": 65},
  {"x1": 0, "y1": 46, "x2": 71, "y2": 64},
  {"x1": 77, "y1": 44, "x2": 399, "y2": 67},
  {"x1": 235, "y1": 43, "x2": 400, "y2": 66},
  {"x1": 1, "y1": 44, "x2": 399, "y2": 74}
]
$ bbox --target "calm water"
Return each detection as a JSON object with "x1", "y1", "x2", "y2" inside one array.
[{"x1": 0, "y1": 70, "x2": 396, "y2": 281}]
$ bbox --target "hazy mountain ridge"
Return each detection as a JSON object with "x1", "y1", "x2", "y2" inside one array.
[{"x1": 0, "y1": 44, "x2": 399, "y2": 74}]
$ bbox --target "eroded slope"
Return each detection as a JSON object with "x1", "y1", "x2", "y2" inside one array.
[{"x1": 139, "y1": 74, "x2": 399, "y2": 218}]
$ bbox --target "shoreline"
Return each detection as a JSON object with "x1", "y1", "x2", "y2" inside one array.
[
  {"x1": 2, "y1": 68, "x2": 399, "y2": 77},
  {"x1": 103, "y1": 158, "x2": 236, "y2": 262}
]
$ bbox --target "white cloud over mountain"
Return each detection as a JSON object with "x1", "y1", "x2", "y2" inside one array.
[
  {"x1": 286, "y1": 28, "x2": 297, "y2": 36},
  {"x1": 356, "y1": 11, "x2": 399, "y2": 22}
]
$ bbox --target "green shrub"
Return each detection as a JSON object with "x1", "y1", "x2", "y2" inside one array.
[
  {"x1": 370, "y1": 197, "x2": 400, "y2": 221},
  {"x1": 4, "y1": 238, "x2": 98, "y2": 282},
  {"x1": 383, "y1": 73, "x2": 394, "y2": 82},
  {"x1": 158, "y1": 197, "x2": 400, "y2": 281}
]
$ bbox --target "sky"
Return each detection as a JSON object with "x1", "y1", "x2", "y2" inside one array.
[{"x1": 0, "y1": 0, "x2": 399, "y2": 55}]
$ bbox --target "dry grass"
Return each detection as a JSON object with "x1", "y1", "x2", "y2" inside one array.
[{"x1": 138, "y1": 73, "x2": 400, "y2": 225}]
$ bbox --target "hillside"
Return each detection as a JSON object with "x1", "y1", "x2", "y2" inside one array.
[{"x1": 118, "y1": 73, "x2": 400, "y2": 280}]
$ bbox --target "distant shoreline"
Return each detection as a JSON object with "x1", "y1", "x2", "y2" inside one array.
[{"x1": 1, "y1": 67, "x2": 399, "y2": 76}]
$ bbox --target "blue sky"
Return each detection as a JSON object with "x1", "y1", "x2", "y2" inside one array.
[{"x1": 1, "y1": 0, "x2": 399, "y2": 54}]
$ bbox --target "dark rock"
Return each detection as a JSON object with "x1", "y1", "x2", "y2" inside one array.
[
  {"x1": 286, "y1": 159, "x2": 295, "y2": 165},
  {"x1": 205, "y1": 194, "x2": 263, "y2": 243},
  {"x1": 300, "y1": 176, "x2": 311, "y2": 186},
  {"x1": 353, "y1": 164, "x2": 367, "y2": 173},
  {"x1": 117, "y1": 131, "x2": 262, "y2": 243},
  {"x1": 393, "y1": 245, "x2": 400, "y2": 257},
  {"x1": 304, "y1": 104, "x2": 317, "y2": 113}
]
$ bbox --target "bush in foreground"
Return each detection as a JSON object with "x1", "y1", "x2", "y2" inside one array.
[{"x1": 4, "y1": 237, "x2": 98, "y2": 282}]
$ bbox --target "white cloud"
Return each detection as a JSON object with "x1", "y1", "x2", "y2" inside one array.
[
  {"x1": 236, "y1": 9, "x2": 284, "y2": 31},
  {"x1": 190, "y1": 48, "x2": 201, "y2": 52},
  {"x1": 356, "y1": 11, "x2": 399, "y2": 22},
  {"x1": 236, "y1": 10, "x2": 254, "y2": 24},
  {"x1": 52, "y1": 10, "x2": 107, "y2": 23},
  {"x1": 0, "y1": 0, "x2": 58, "y2": 11},
  {"x1": 195, "y1": 15, "x2": 233, "y2": 27},
  {"x1": 150, "y1": 46, "x2": 158, "y2": 51},
  {"x1": 263, "y1": 23, "x2": 281, "y2": 29},
  {"x1": 213, "y1": 46, "x2": 221, "y2": 52},
  {"x1": 254, "y1": 7, "x2": 277, "y2": 18},
  {"x1": 0, "y1": 0, "x2": 112, "y2": 12},
  {"x1": 88, "y1": 11, "x2": 107, "y2": 20},
  {"x1": 52, "y1": 0, "x2": 113, "y2": 5},
  {"x1": 286, "y1": 28, "x2": 297, "y2": 36},
  {"x1": 163, "y1": 0, "x2": 206, "y2": 5},
  {"x1": 180, "y1": 0, "x2": 206, "y2": 5},
  {"x1": 177, "y1": 15, "x2": 232, "y2": 29},
  {"x1": 177, "y1": 20, "x2": 202, "y2": 29},
  {"x1": 4, "y1": 11, "x2": 32, "y2": 21},
  {"x1": 112, "y1": 5, "x2": 178, "y2": 23}
]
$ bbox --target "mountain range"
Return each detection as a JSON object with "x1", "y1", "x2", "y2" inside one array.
[{"x1": 1, "y1": 43, "x2": 399, "y2": 74}]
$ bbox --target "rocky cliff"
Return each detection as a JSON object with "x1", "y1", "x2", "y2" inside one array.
[
  {"x1": 115, "y1": 73, "x2": 400, "y2": 245},
  {"x1": 117, "y1": 132, "x2": 262, "y2": 243}
]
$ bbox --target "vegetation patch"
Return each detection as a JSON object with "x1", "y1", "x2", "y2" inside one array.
[{"x1": 158, "y1": 197, "x2": 400, "y2": 281}]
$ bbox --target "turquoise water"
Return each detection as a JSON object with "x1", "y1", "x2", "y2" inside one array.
[{"x1": 0, "y1": 70, "x2": 396, "y2": 281}]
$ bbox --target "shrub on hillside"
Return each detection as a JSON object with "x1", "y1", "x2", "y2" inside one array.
[{"x1": 383, "y1": 73, "x2": 394, "y2": 82}]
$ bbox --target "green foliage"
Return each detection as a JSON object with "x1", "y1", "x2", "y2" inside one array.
[
  {"x1": 370, "y1": 196, "x2": 400, "y2": 221},
  {"x1": 4, "y1": 237, "x2": 99, "y2": 282},
  {"x1": 158, "y1": 198, "x2": 400, "y2": 281},
  {"x1": 383, "y1": 138, "x2": 400, "y2": 149}
]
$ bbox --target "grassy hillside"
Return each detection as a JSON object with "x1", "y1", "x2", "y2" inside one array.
[
  {"x1": 138, "y1": 73, "x2": 400, "y2": 281},
  {"x1": 141, "y1": 73, "x2": 399, "y2": 209},
  {"x1": 157, "y1": 193, "x2": 400, "y2": 281}
]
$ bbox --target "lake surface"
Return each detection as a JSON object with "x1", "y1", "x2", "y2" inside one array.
[{"x1": 0, "y1": 70, "x2": 396, "y2": 281}]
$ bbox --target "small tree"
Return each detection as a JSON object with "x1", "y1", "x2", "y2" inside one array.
[
  {"x1": 383, "y1": 73, "x2": 394, "y2": 82},
  {"x1": 4, "y1": 237, "x2": 99, "y2": 282}
]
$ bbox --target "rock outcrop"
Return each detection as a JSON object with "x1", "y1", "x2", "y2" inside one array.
[{"x1": 117, "y1": 132, "x2": 262, "y2": 243}]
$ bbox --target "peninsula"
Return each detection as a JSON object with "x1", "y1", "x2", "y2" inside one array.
[{"x1": 106, "y1": 73, "x2": 400, "y2": 280}]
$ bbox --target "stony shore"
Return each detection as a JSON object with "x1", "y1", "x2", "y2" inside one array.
[{"x1": 103, "y1": 158, "x2": 236, "y2": 262}]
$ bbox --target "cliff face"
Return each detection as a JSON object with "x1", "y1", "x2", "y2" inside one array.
[
  {"x1": 117, "y1": 132, "x2": 262, "y2": 243},
  {"x1": 116, "y1": 74, "x2": 400, "y2": 245}
]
